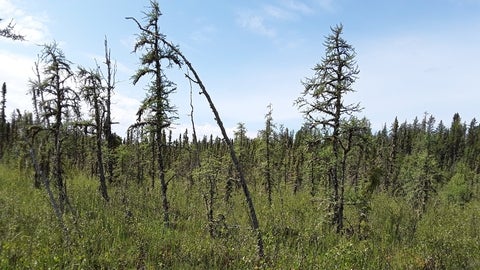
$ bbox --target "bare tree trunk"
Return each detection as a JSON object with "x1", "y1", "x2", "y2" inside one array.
[
  {"x1": 294, "y1": 153, "x2": 303, "y2": 194},
  {"x1": 150, "y1": 132, "x2": 156, "y2": 189},
  {"x1": 29, "y1": 141, "x2": 69, "y2": 243},
  {"x1": 54, "y1": 97, "x2": 66, "y2": 214},
  {"x1": 0, "y1": 83, "x2": 7, "y2": 160},
  {"x1": 204, "y1": 175, "x2": 215, "y2": 237},
  {"x1": 332, "y1": 137, "x2": 342, "y2": 233},
  {"x1": 95, "y1": 105, "x2": 109, "y2": 202},
  {"x1": 163, "y1": 39, "x2": 264, "y2": 258},
  {"x1": 30, "y1": 63, "x2": 41, "y2": 124},
  {"x1": 126, "y1": 15, "x2": 264, "y2": 258},
  {"x1": 103, "y1": 37, "x2": 116, "y2": 184},
  {"x1": 157, "y1": 130, "x2": 170, "y2": 227},
  {"x1": 188, "y1": 70, "x2": 200, "y2": 185},
  {"x1": 266, "y1": 137, "x2": 272, "y2": 205}
]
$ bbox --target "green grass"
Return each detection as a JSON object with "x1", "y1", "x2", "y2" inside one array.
[{"x1": 1, "y1": 163, "x2": 480, "y2": 269}]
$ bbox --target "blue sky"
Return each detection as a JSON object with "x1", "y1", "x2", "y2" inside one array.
[{"x1": 1, "y1": 0, "x2": 480, "y2": 138}]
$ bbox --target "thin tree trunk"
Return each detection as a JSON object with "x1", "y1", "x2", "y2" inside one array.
[
  {"x1": 54, "y1": 95, "x2": 66, "y2": 214},
  {"x1": 332, "y1": 135, "x2": 342, "y2": 233},
  {"x1": 150, "y1": 132, "x2": 156, "y2": 189},
  {"x1": 204, "y1": 175, "x2": 215, "y2": 237},
  {"x1": 338, "y1": 150, "x2": 349, "y2": 234},
  {"x1": 294, "y1": 153, "x2": 303, "y2": 194},
  {"x1": 94, "y1": 98, "x2": 109, "y2": 201},
  {"x1": 0, "y1": 83, "x2": 7, "y2": 159},
  {"x1": 189, "y1": 70, "x2": 201, "y2": 185},
  {"x1": 153, "y1": 18, "x2": 171, "y2": 227},
  {"x1": 103, "y1": 37, "x2": 116, "y2": 184},
  {"x1": 157, "y1": 128, "x2": 170, "y2": 226},
  {"x1": 31, "y1": 63, "x2": 41, "y2": 124},
  {"x1": 265, "y1": 131, "x2": 272, "y2": 205},
  {"x1": 165, "y1": 41, "x2": 264, "y2": 258},
  {"x1": 29, "y1": 143, "x2": 69, "y2": 242},
  {"x1": 125, "y1": 16, "x2": 264, "y2": 257}
]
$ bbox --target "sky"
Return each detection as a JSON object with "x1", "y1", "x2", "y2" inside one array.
[{"x1": 1, "y1": 0, "x2": 480, "y2": 138}]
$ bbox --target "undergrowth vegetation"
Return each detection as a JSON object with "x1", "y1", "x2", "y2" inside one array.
[{"x1": 2, "y1": 162, "x2": 479, "y2": 269}]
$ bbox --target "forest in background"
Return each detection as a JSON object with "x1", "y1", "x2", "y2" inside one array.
[{"x1": 1, "y1": 1, "x2": 480, "y2": 269}]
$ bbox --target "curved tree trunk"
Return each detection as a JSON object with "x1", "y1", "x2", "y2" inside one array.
[
  {"x1": 126, "y1": 15, "x2": 264, "y2": 258},
  {"x1": 162, "y1": 37, "x2": 265, "y2": 258}
]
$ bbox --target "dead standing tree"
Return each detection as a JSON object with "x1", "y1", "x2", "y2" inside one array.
[
  {"x1": 101, "y1": 37, "x2": 117, "y2": 185},
  {"x1": 26, "y1": 42, "x2": 80, "y2": 243},
  {"x1": 38, "y1": 42, "x2": 81, "y2": 214},
  {"x1": 127, "y1": 8, "x2": 265, "y2": 259},
  {"x1": 77, "y1": 66, "x2": 110, "y2": 202},
  {"x1": 168, "y1": 40, "x2": 266, "y2": 259}
]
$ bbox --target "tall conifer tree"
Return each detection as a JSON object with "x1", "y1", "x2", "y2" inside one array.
[
  {"x1": 127, "y1": 0, "x2": 181, "y2": 227},
  {"x1": 296, "y1": 24, "x2": 361, "y2": 233}
]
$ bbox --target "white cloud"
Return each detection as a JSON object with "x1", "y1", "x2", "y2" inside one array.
[
  {"x1": 236, "y1": 1, "x2": 318, "y2": 39},
  {"x1": 237, "y1": 12, "x2": 276, "y2": 38},
  {"x1": 0, "y1": 0, "x2": 16, "y2": 20},
  {"x1": 0, "y1": 1, "x2": 51, "y2": 119},
  {"x1": 281, "y1": 0, "x2": 315, "y2": 14},
  {"x1": 115, "y1": 61, "x2": 135, "y2": 78},
  {"x1": 120, "y1": 36, "x2": 136, "y2": 53},
  {"x1": 16, "y1": 14, "x2": 49, "y2": 43},
  {"x1": 110, "y1": 90, "x2": 141, "y2": 136},
  {"x1": 190, "y1": 24, "x2": 217, "y2": 44},
  {"x1": 313, "y1": 0, "x2": 335, "y2": 12},
  {"x1": 264, "y1": 5, "x2": 293, "y2": 20},
  {"x1": 0, "y1": 50, "x2": 35, "y2": 116},
  {"x1": 355, "y1": 27, "x2": 480, "y2": 130},
  {"x1": 171, "y1": 123, "x2": 222, "y2": 139}
]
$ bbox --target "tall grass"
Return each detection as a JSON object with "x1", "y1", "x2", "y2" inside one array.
[{"x1": 1, "y1": 163, "x2": 480, "y2": 269}]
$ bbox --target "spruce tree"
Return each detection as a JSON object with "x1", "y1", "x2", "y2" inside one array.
[
  {"x1": 127, "y1": 0, "x2": 181, "y2": 227},
  {"x1": 295, "y1": 24, "x2": 361, "y2": 233},
  {"x1": 262, "y1": 104, "x2": 275, "y2": 205}
]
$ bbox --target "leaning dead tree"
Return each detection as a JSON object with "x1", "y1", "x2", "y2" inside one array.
[
  {"x1": 126, "y1": 13, "x2": 265, "y2": 258},
  {"x1": 171, "y1": 38, "x2": 265, "y2": 259}
]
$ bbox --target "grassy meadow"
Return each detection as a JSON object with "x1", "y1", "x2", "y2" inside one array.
[{"x1": 1, "y1": 162, "x2": 480, "y2": 269}]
